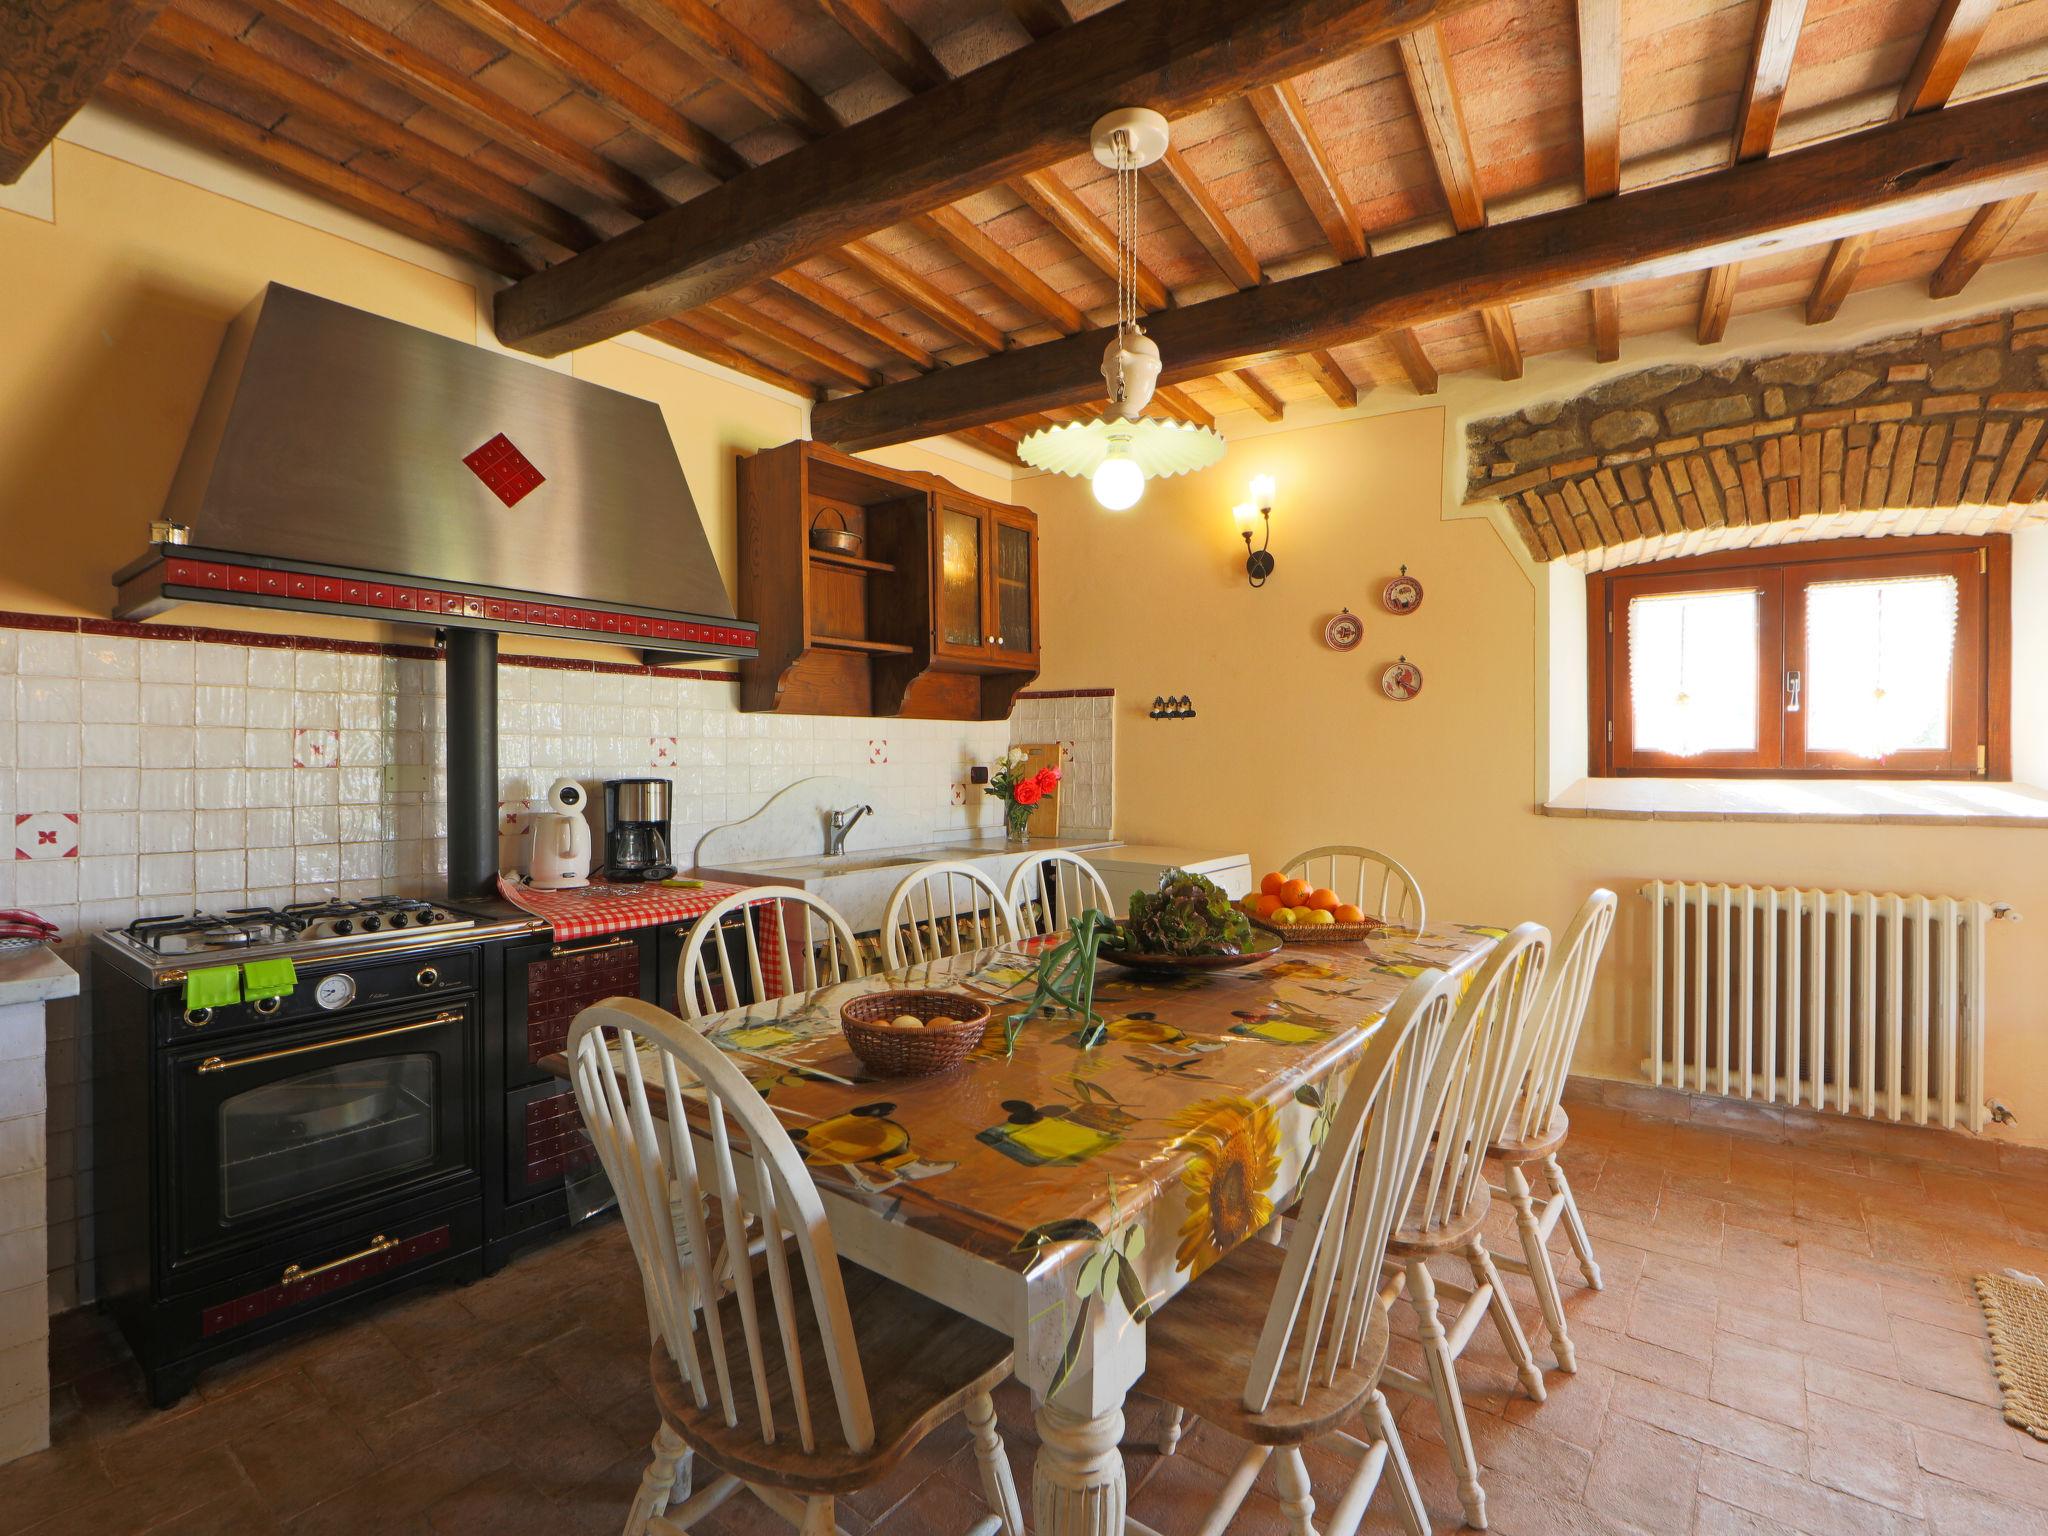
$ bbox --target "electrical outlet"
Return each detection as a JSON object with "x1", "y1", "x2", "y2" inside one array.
[
  {"x1": 383, "y1": 764, "x2": 430, "y2": 795},
  {"x1": 970, "y1": 765, "x2": 990, "y2": 785}
]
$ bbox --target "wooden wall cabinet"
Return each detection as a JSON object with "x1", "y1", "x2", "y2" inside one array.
[{"x1": 737, "y1": 440, "x2": 1039, "y2": 720}]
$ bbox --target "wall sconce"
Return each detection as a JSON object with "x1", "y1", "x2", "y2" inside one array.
[
  {"x1": 1149, "y1": 695, "x2": 1196, "y2": 720},
  {"x1": 1234, "y1": 474, "x2": 1276, "y2": 587}
]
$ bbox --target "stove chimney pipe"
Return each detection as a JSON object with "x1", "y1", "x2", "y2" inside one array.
[{"x1": 444, "y1": 628, "x2": 498, "y2": 901}]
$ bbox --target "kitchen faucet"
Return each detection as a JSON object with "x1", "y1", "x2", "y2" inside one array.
[{"x1": 826, "y1": 804, "x2": 873, "y2": 856}]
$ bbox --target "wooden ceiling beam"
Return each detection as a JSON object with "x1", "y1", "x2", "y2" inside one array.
[
  {"x1": 1577, "y1": 0, "x2": 1622, "y2": 358},
  {"x1": 1806, "y1": 0, "x2": 1991, "y2": 325},
  {"x1": 837, "y1": 238, "x2": 1006, "y2": 354},
  {"x1": 1249, "y1": 79, "x2": 1366, "y2": 262},
  {"x1": 1397, "y1": 25, "x2": 1484, "y2": 232},
  {"x1": 915, "y1": 206, "x2": 1085, "y2": 334},
  {"x1": 611, "y1": 0, "x2": 839, "y2": 138},
  {"x1": 1220, "y1": 368, "x2": 1285, "y2": 422},
  {"x1": 493, "y1": 0, "x2": 1491, "y2": 354},
  {"x1": 1148, "y1": 143, "x2": 1261, "y2": 291},
  {"x1": 264, "y1": 0, "x2": 668, "y2": 217},
  {"x1": 1478, "y1": 304, "x2": 1523, "y2": 381},
  {"x1": 148, "y1": 10, "x2": 599, "y2": 257},
  {"x1": 1012, "y1": 170, "x2": 1171, "y2": 312},
  {"x1": 100, "y1": 64, "x2": 526, "y2": 274},
  {"x1": 432, "y1": 0, "x2": 745, "y2": 180},
  {"x1": 700, "y1": 297, "x2": 880, "y2": 388},
  {"x1": 1153, "y1": 383, "x2": 1215, "y2": 429},
  {"x1": 810, "y1": 80, "x2": 2048, "y2": 448},
  {"x1": 643, "y1": 318, "x2": 819, "y2": 398},
  {"x1": 1929, "y1": 194, "x2": 2034, "y2": 298},
  {"x1": 768, "y1": 269, "x2": 934, "y2": 369},
  {"x1": 1300, "y1": 349, "x2": 1360, "y2": 409},
  {"x1": 1003, "y1": 0, "x2": 1071, "y2": 41},
  {"x1": 1697, "y1": 0, "x2": 1809, "y2": 343},
  {"x1": 1387, "y1": 328, "x2": 1438, "y2": 394},
  {"x1": 954, "y1": 424, "x2": 1020, "y2": 457},
  {"x1": 814, "y1": 0, "x2": 945, "y2": 93},
  {"x1": 3, "y1": 0, "x2": 166, "y2": 182}
]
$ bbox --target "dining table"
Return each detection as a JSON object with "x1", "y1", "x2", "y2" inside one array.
[{"x1": 548, "y1": 917, "x2": 1505, "y2": 1536}]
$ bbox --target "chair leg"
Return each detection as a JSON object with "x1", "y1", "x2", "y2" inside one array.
[
  {"x1": 1465, "y1": 1236, "x2": 1546, "y2": 1404},
  {"x1": 799, "y1": 1495, "x2": 836, "y2": 1535},
  {"x1": 1365, "y1": 1389, "x2": 1427, "y2": 1536},
  {"x1": 1545, "y1": 1153, "x2": 1603, "y2": 1290},
  {"x1": 1504, "y1": 1162, "x2": 1576, "y2": 1374},
  {"x1": 624, "y1": 1423, "x2": 688, "y2": 1536},
  {"x1": 1158, "y1": 1404, "x2": 1185, "y2": 1455},
  {"x1": 1405, "y1": 1257, "x2": 1487, "y2": 1530},
  {"x1": 964, "y1": 1391, "x2": 1025, "y2": 1536},
  {"x1": 1274, "y1": 1446, "x2": 1319, "y2": 1536}
]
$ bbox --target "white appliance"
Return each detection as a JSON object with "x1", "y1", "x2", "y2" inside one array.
[
  {"x1": 1090, "y1": 843, "x2": 1254, "y2": 913},
  {"x1": 527, "y1": 778, "x2": 593, "y2": 889}
]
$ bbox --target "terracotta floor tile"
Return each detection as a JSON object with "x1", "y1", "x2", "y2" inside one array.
[
  {"x1": 1697, "y1": 1445, "x2": 1925, "y2": 1536},
  {"x1": 1583, "y1": 1414, "x2": 1700, "y2": 1533},
  {"x1": 1608, "y1": 1371, "x2": 1807, "y2": 1473},
  {"x1": 1808, "y1": 1394, "x2": 1928, "y2": 1517}
]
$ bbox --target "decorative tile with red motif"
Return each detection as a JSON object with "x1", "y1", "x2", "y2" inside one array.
[
  {"x1": 14, "y1": 812, "x2": 79, "y2": 860},
  {"x1": 649, "y1": 737, "x2": 678, "y2": 769},
  {"x1": 293, "y1": 728, "x2": 340, "y2": 768}
]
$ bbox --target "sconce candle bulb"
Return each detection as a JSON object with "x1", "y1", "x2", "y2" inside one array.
[
  {"x1": 1236, "y1": 478, "x2": 1276, "y2": 588},
  {"x1": 1249, "y1": 474, "x2": 1276, "y2": 510}
]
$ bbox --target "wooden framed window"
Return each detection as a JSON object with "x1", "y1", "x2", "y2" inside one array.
[{"x1": 1589, "y1": 535, "x2": 2009, "y2": 779}]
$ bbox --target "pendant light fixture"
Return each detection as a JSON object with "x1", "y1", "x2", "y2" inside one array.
[{"x1": 1018, "y1": 109, "x2": 1226, "y2": 509}]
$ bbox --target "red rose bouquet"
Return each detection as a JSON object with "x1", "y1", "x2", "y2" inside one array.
[{"x1": 988, "y1": 749, "x2": 1061, "y2": 842}]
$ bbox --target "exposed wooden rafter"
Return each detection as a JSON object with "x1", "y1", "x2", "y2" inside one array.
[
  {"x1": 915, "y1": 206, "x2": 1085, "y2": 334},
  {"x1": 612, "y1": 0, "x2": 840, "y2": 137},
  {"x1": 700, "y1": 297, "x2": 881, "y2": 389},
  {"x1": 1930, "y1": 195, "x2": 2036, "y2": 298},
  {"x1": 768, "y1": 269, "x2": 934, "y2": 369},
  {"x1": 1300, "y1": 349, "x2": 1361, "y2": 409},
  {"x1": 1806, "y1": 0, "x2": 1996, "y2": 323},
  {"x1": 3, "y1": 0, "x2": 166, "y2": 182},
  {"x1": 1148, "y1": 143, "x2": 1262, "y2": 292},
  {"x1": 1576, "y1": 0, "x2": 1622, "y2": 360},
  {"x1": 1221, "y1": 369, "x2": 1286, "y2": 423},
  {"x1": 1696, "y1": 0, "x2": 1809, "y2": 344},
  {"x1": 837, "y1": 239, "x2": 1007, "y2": 354},
  {"x1": 492, "y1": 0, "x2": 1491, "y2": 356},
  {"x1": 265, "y1": 0, "x2": 668, "y2": 217},
  {"x1": 810, "y1": 80, "x2": 2048, "y2": 448},
  {"x1": 643, "y1": 319, "x2": 818, "y2": 398},
  {"x1": 1250, "y1": 79, "x2": 1367, "y2": 262}
]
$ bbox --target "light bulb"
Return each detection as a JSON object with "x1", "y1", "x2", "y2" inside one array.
[
  {"x1": 1249, "y1": 473, "x2": 1276, "y2": 509},
  {"x1": 1232, "y1": 502, "x2": 1259, "y2": 533},
  {"x1": 1092, "y1": 453, "x2": 1145, "y2": 510}
]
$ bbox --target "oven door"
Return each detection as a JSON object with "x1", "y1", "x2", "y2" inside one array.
[{"x1": 164, "y1": 1002, "x2": 477, "y2": 1275}]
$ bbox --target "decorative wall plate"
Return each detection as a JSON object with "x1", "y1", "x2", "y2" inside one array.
[
  {"x1": 1322, "y1": 607, "x2": 1363, "y2": 651},
  {"x1": 1382, "y1": 567, "x2": 1424, "y2": 615},
  {"x1": 1380, "y1": 656, "x2": 1424, "y2": 701}
]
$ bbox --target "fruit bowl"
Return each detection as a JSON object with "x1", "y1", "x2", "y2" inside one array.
[
  {"x1": 840, "y1": 990, "x2": 990, "y2": 1076},
  {"x1": 1245, "y1": 875, "x2": 1389, "y2": 946},
  {"x1": 1249, "y1": 911, "x2": 1389, "y2": 946}
]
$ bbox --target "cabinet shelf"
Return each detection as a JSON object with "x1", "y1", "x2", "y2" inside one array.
[
  {"x1": 811, "y1": 634, "x2": 915, "y2": 656},
  {"x1": 808, "y1": 549, "x2": 897, "y2": 574}
]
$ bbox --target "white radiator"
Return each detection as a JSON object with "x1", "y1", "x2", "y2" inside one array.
[{"x1": 1641, "y1": 881, "x2": 2018, "y2": 1133}]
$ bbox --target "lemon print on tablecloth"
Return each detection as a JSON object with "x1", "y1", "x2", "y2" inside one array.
[{"x1": 789, "y1": 1102, "x2": 956, "y2": 1193}]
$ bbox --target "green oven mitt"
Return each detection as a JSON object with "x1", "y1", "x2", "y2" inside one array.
[
  {"x1": 184, "y1": 966, "x2": 242, "y2": 1011},
  {"x1": 241, "y1": 958, "x2": 298, "y2": 1001}
]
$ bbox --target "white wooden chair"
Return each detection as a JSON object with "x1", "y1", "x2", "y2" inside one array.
[
  {"x1": 1281, "y1": 845, "x2": 1427, "y2": 934},
  {"x1": 1488, "y1": 889, "x2": 1618, "y2": 1373},
  {"x1": 880, "y1": 861, "x2": 1018, "y2": 968},
  {"x1": 569, "y1": 997, "x2": 1025, "y2": 1536},
  {"x1": 1134, "y1": 967, "x2": 1467, "y2": 1536},
  {"x1": 676, "y1": 887, "x2": 865, "y2": 1021},
  {"x1": 1378, "y1": 921, "x2": 1551, "y2": 1531},
  {"x1": 1003, "y1": 849, "x2": 1114, "y2": 938}
]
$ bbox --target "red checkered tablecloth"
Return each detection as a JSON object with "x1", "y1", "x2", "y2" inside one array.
[{"x1": 496, "y1": 876, "x2": 789, "y2": 994}]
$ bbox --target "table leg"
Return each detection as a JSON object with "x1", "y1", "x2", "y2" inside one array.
[{"x1": 1033, "y1": 1397, "x2": 1127, "y2": 1536}]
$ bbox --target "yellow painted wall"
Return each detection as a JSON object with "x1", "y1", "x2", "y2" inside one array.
[
  {"x1": 1013, "y1": 408, "x2": 2048, "y2": 1145},
  {"x1": 0, "y1": 139, "x2": 1001, "y2": 659}
]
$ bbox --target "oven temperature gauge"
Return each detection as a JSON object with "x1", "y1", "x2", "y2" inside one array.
[{"x1": 314, "y1": 974, "x2": 357, "y2": 1011}]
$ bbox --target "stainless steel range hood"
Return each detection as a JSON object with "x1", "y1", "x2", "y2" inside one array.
[{"x1": 114, "y1": 284, "x2": 755, "y2": 658}]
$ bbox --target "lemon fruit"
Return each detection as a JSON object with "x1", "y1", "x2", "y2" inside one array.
[
  {"x1": 1305, "y1": 908, "x2": 1337, "y2": 925},
  {"x1": 1268, "y1": 907, "x2": 1298, "y2": 925}
]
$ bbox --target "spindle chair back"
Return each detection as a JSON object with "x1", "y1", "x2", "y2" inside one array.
[
  {"x1": 881, "y1": 861, "x2": 1018, "y2": 967},
  {"x1": 1004, "y1": 849, "x2": 1114, "y2": 938},
  {"x1": 1281, "y1": 845, "x2": 1426, "y2": 934},
  {"x1": 676, "y1": 887, "x2": 864, "y2": 1022}
]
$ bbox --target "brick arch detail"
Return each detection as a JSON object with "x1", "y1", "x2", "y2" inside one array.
[{"x1": 1464, "y1": 308, "x2": 2048, "y2": 561}]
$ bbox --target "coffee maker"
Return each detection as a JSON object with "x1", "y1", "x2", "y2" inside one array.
[{"x1": 603, "y1": 778, "x2": 676, "y2": 882}]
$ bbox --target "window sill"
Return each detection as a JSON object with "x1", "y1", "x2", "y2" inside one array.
[{"x1": 1542, "y1": 778, "x2": 2048, "y2": 828}]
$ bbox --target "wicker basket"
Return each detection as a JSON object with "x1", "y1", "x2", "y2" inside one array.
[
  {"x1": 840, "y1": 990, "x2": 991, "y2": 1076},
  {"x1": 1248, "y1": 912, "x2": 1393, "y2": 946}
]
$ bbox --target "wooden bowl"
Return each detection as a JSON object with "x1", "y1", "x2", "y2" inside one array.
[{"x1": 840, "y1": 990, "x2": 991, "y2": 1076}]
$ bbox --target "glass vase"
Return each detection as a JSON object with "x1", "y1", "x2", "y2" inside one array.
[{"x1": 1004, "y1": 801, "x2": 1035, "y2": 845}]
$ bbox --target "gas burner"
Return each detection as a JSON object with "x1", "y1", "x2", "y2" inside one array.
[
  {"x1": 112, "y1": 896, "x2": 482, "y2": 963},
  {"x1": 282, "y1": 896, "x2": 456, "y2": 938},
  {"x1": 124, "y1": 911, "x2": 297, "y2": 954}
]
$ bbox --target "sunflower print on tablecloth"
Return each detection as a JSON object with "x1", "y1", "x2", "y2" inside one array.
[{"x1": 1167, "y1": 1094, "x2": 1283, "y2": 1277}]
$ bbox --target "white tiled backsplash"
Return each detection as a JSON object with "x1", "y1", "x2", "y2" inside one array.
[{"x1": 0, "y1": 615, "x2": 1117, "y2": 1310}]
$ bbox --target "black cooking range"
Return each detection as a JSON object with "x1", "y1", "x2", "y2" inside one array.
[{"x1": 90, "y1": 896, "x2": 551, "y2": 1405}]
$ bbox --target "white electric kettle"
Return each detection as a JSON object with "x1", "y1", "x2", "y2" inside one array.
[{"x1": 527, "y1": 778, "x2": 593, "y2": 889}]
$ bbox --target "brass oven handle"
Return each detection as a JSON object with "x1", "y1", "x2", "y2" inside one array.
[
  {"x1": 551, "y1": 937, "x2": 636, "y2": 958},
  {"x1": 282, "y1": 1233, "x2": 397, "y2": 1285},
  {"x1": 194, "y1": 1012, "x2": 462, "y2": 1074}
]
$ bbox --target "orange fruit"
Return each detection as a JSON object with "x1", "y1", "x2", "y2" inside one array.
[
  {"x1": 1334, "y1": 904, "x2": 1366, "y2": 925},
  {"x1": 1260, "y1": 871, "x2": 1286, "y2": 896},
  {"x1": 1253, "y1": 893, "x2": 1284, "y2": 919},
  {"x1": 1279, "y1": 878, "x2": 1312, "y2": 907},
  {"x1": 1306, "y1": 887, "x2": 1340, "y2": 912}
]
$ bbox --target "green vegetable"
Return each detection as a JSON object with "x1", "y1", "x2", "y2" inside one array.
[{"x1": 1122, "y1": 869, "x2": 1252, "y2": 956}]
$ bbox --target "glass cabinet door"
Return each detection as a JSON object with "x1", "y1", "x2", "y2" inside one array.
[
  {"x1": 937, "y1": 500, "x2": 988, "y2": 655},
  {"x1": 993, "y1": 515, "x2": 1036, "y2": 659}
]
